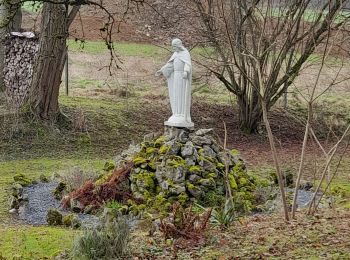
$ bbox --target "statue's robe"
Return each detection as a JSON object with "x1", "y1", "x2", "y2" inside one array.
[{"x1": 160, "y1": 48, "x2": 194, "y2": 128}]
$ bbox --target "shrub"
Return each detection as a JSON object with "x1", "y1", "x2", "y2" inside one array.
[
  {"x1": 71, "y1": 216, "x2": 131, "y2": 259},
  {"x1": 62, "y1": 164, "x2": 133, "y2": 212},
  {"x1": 159, "y1": 202, "x2": 212, "y2": 247},
  {"x1": 60, "y1": 167, "x2": 98, "y2": 193},
  {"x1": 210, "y1": 201, "x2": 237, "y2": 228}
]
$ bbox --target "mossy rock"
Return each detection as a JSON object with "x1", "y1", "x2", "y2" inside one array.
[
  {"x1": 47, "y1": 209, "x2": 63, "y2": 226},
  {"x1": 105, "y1": 128, "x2": 269, "y2": 216},
  {"x1": 11, "y1": 183, "x2": 23, "y2": 197},
  {"x1": 154, "y1": 136, "x2": 166, "y2": 147},
  {"x1": 63, "y1": 214, "x2": 81, "y2": 229},
  {"x1": 53, "y1": 182, "x2": 67, "y2": 200},
  {"x1": 13, "y1": 173, "x2": 32, "y2": 186}
]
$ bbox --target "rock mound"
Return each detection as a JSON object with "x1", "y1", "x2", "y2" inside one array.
[
  {"x1": 114, "y1": 127, "x2": 261, "y2": 215},
  {"x1": 61, "y1": 127, "x2": 265, "y2": 216}
]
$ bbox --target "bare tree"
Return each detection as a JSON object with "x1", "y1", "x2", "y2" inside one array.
[{"x1": 193, "y1": 0, "x2": 350, "y2": 133}]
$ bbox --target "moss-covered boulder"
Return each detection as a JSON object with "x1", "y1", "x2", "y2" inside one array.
[
  {"x1": 13, "y1": 173, "x2": 32, "y2": 186},
  {"x1": 53, "y1": 182, "x2": 67, "y2": 200},
  {"x1": 47, "y1": 209, "x2": 63, "y2": 226}
]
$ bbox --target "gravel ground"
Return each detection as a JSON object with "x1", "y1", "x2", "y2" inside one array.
[
  {"x1": 19, "y1": 182, "x2": 99, "y2": 227},
  {"x1": 286, "y1": 188, "x2": 322, "y2": 208}
]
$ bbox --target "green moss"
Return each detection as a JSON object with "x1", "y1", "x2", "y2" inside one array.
[
  {"x1": 148, "y1": 160, "x2": 157, "y2": 170},
  {"x1": 134, "y1": 171, "x2": 156, "y2": 192},
  {"x1": 167, "y1": 156, "x2": 187, "y2": 167},
  {"x1": 95, "y1": 171, "x2": 113, "y2": 186},
  {"x1": 239, "y1": 177, "x2": 248, "y2": 186},
  {"x1": 231, "y1": 149, "x2": 240, "y2": 156},
  {"x1": 217, "y1": 162, "x2": 225, "y2": 170},
  {"x1": 251, "y1": 174, "x2": 272, "y2": 187},
  {"x1": 186, "y1": 181, "x2": 195, "y2": 190},
  {"x1": 46, "y1": 209, "x2": 63, "y2": 226},
  {"x1": 138, "y1": 204, "x2": 147, "y2": 211},
  {"x1": 146, "y1": 147, "x2": 156, "y2": 155},
  {"x1": 189, "y1": 165, "x2": 202, "y2": 174},
  {"x1": 201, "y1": 190, "x2": 225, "y2": 207},
  {"x1": 207, "y1": 172, "x2": 217, "y2": 178},
  {"x1": 133, "y1": 157, "x2": 148, "y2": 166},
  {"x1": 154, "y1": 136, "x2": 166, "y2": 147},
  {"x1": 234, "y1": 191, "x2": 256, "y2": 213},
  {"x1": 13, "y1": 173, "x2": 32, "y2": 186},
  {"x1": 178, "y1": 192, "x2": 189, "y2": 205},
  {"x1": 144, "y1": 172, "x2": 156, "y2": 190},
  {"x1": 129, "y1": 202, "x2": 147, "y2": 216},
  {"x1": 229, "y1": 174, "x2": 238, "y2": 190},
  {"x1": 158, "y1": 144, "x2": 170, "y2": 154},
  {"x1": 151, "y1": 194, "x2": 172, "y2": 215}
]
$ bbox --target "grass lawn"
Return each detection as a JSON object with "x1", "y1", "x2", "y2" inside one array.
[{"x1": 0, "y1": 226, "x2": 77, "y2": 259}]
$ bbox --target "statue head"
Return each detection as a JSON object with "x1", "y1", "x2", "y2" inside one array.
[{"x1": 171, "y1": 38, "x2": 184, "y2": 52}]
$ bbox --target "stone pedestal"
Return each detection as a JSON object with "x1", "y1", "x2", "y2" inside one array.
[{"x1": 164, "y1": 125, "x2": 194, "y2": 141}]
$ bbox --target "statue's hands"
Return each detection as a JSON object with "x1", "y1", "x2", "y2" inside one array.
[
  {"x1": 155, "y1": 70, "x2": 162, "y2": 77},
  {"x1": 183, "y1": 71, "x2": 188, "y2": 79}
]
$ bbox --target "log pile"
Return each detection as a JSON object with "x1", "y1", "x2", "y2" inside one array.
[{"x1": 4, "y1": 33, "x2": 39, "y2": 108}]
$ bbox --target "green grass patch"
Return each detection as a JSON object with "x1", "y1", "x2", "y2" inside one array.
[
  {"x1": 67, "y1": 40, "x2": 212, "y2": 59},
  {"x1": 68, "y1": 40, "x2": 168, "y2": 58},
  {"x1": 0, "y1": 226, "x2": 77, "y2": 259},
  {"x1": 0, "y1": 95, "x2": 146, "y2": 160},
  {"x1": 266, "y1": 7, "x2": 350, "y2": 24},
  {"x1": 68, "y1": 40, "x2": 107, "y2": 54},
  {"x1": 70, "y1": 78, "x2": 104, "y2": 89},
  {"x1": 22, "y1": 1, "x2": 42, "y2": 13}
]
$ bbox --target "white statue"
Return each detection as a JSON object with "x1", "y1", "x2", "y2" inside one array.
[{"x1": 156, "y1": 38, "x2": 194, "y2": 128}]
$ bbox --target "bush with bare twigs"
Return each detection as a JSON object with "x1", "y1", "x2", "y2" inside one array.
[{"x1": 159, "y1": 202, "x2": 212, "y2": 247}]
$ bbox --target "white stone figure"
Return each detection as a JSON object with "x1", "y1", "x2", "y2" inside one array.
[{"x1": 156, "y1": 38, "x2": 194, "y2": 128}]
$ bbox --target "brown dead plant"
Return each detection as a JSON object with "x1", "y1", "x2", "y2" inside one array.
[
  {"x1": 159, "y1": 202, "x2": 212, "y2": 247},
  {"x1": 62, "y1": 162, "x2": 133, "y2": 212}
]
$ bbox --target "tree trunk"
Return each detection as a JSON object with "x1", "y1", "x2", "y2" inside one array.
[
  {"x1": 30, "y1": 1, "x2": 68, "y2": 120},
  {"x1": 237, "y1": 91, "x2": 262, "y2": 134},
  {"x1": 9, "y1": 2, "x2": 21, "y2": 31}
]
